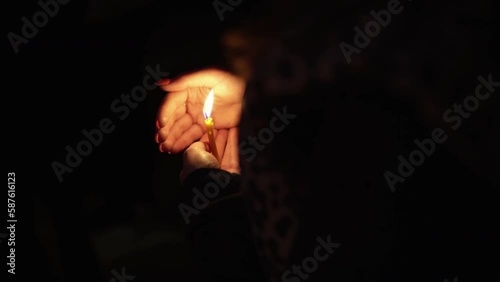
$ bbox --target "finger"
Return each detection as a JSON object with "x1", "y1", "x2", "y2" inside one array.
[
  {"x1": 215, "y1": 129, "x2": 228, "y2": 162},
  {"x1": 156, "y1": 90, "x2": 187, "y2": 129},
  {"x1": 179, "y1": 141, "x2": 213, "y2": 184},
  {"x1": 221, "y1": 128, "x2": 240, "y2": 174},
  {"x1": 162, "y1": 115, "x2": 193, "y2": 151},
  {"x1": 159, "y1": 69, "x2": 227, "y2": 92},
  {"x1": 171, "y1": 124, "x2": 205, "y2": 154},
  {"x1": 157, "y1": 107, "x2": 189, "y2": 143},
  {"x1": 200, "y1": 132, "x2": 209, "y2": 143},
  {"x1": 183, "y1": 142, "x2": 210, "y2": 166}
]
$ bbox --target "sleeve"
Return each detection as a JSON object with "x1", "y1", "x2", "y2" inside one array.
[{"x1": 178, "y1": 168, "x2": 267, "y2": 282}]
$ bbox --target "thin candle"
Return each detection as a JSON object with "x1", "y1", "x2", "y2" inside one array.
[{"x1": 203, "y1": 89, "x2": 220, "y2": 163}]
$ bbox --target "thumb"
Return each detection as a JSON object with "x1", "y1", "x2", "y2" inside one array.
[
  {"x1": 182, "y1": 141, "x2": 214, "y2": 165},
  {"x1": 186, "y1": 141, "x2": 210, "y2": 153},
  {"x1": 180, "y1": 141, "x2": 218, "y2": 184},
  {"x1": 159, "y1": 68, "x2": 226, "y2": 92}
]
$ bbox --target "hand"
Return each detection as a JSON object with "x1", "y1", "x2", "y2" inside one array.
[
  {"x1": 180, "y1": 127, "x2": 240, "y2": 184},
  {"x1": 155, "y1": 68, "x2": 246, "y2": 154}
]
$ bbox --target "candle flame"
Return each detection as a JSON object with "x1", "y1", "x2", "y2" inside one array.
[{"x1": 203, "y1": 89, "x2": 214, "y2": 119}]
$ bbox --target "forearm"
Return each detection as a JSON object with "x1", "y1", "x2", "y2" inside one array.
[{"x1": 179, "y1": 168, "x2": 266, "y2": 281}]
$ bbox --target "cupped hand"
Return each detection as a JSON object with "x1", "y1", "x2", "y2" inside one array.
[
  {"x1": 155, "y1": 68, "x2": 246, "y2": 154},
  {"x1": 180, "y1": 127, "x2": 240, "y2": 184}
]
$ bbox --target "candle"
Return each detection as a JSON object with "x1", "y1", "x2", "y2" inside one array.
[{"x1": 203, "y1": 89, "x2": 220, "y2": 163}]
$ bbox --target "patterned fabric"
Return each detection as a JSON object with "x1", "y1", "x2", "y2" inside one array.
[
  {"x1": 180, "y1": 1, "x2": 499, "y2": 281},
  {"x1": 237, "y1": 2, "x2": 499, "y2": 281},
  {"x1": 239, "y1": 37, "x2": 337, "y2": 281}
]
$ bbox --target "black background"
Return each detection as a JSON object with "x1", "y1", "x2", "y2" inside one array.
[
  {"x1": 4, "y1": 0, "x2": 243, "y2": 281},
  {"x1": 3, "y1": 0, "x2": 500, "y2": 281}
]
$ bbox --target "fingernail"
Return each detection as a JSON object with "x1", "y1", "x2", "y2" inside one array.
[
  {"x1": 155, "y1": 133, "x2": 159, "y2": 143},
  {"x1": 155, "y1": 120, "x2": 160, "y2": 129},
  {"x1": 159, "y1": 143, "x2": 164, "y2": 153},
  {"x1": 155, "y1": 78, "x2": 171, "y2": 86},
  {"x1": 167, "y1": 151, "x2": 172, "y2": 155}
]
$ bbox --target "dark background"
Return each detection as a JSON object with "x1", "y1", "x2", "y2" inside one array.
[
  {"x1": 4, "y1": 0, "x2": 252, "y2": 281},
  {"x1": 3, "y1": 0, "x2": 500, "y2": 281}
]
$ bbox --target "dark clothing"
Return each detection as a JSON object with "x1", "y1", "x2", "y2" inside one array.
[
  {"x1": 180, "y1": 1, "x2": 499, "y2": 281},
  {"x1": 180, "y1": 168, "x2": 266, "y2": 282}
]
